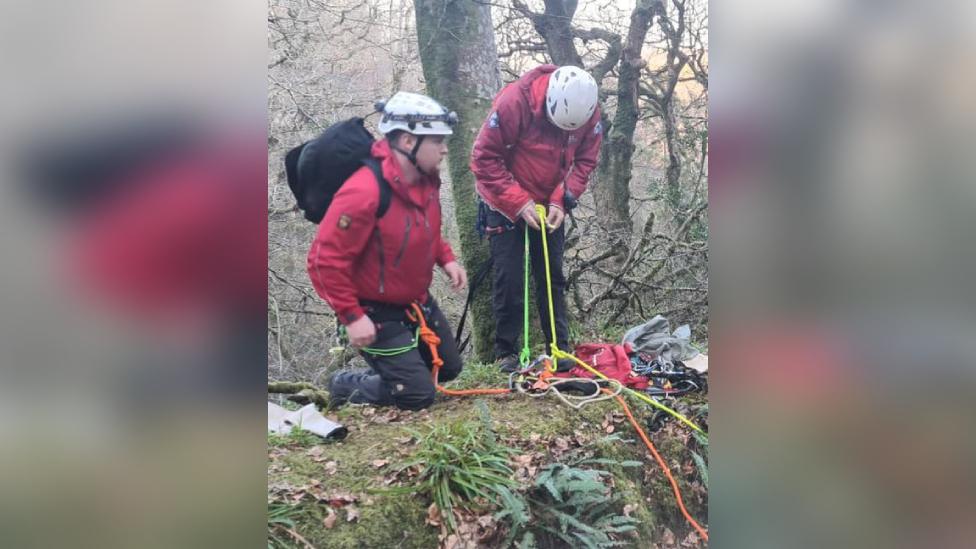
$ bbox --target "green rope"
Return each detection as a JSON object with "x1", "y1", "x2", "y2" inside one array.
[
  {"x1": 339, "y1": 325, "x2": 421, "y2": 357},
  {"x1": 519, "y1": 228, "x2": 531, "y2": 367}
]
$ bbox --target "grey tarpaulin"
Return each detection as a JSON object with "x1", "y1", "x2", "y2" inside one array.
[
  {"x1": 268, "y1": 402, "x2": 348, "y2": 440},
  {"x1": 622, "y1": 315, "x2": 701, "y2": 370}
]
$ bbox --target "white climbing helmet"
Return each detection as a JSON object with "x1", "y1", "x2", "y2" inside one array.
[
  {"x1": 545, "y1": 66, "x2": 599, "y2": 130},
  {"x1": 376, "y1": 92, "x2": 457, "y2": 136}
]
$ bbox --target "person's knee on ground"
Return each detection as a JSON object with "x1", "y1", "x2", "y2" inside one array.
[{"x1": 390, "y1": 377, "x2": 437, "y2": 410}]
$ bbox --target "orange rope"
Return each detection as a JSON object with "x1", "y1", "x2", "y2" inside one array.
[
  {"x1": 408, "y1": 303, "x2": 708, "y2": 541},
  {"x1": 408, "y1": 303, "x2": 511, "y2": 396},
  {"x1": 607, "y1": 389, "x2": 709, "y2": 542}
]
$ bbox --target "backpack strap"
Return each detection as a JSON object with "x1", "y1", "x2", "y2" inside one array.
[
  {"x1": 454, "y1": 257, "x2": 494, "y2": 355},
  {"x1": 362, "y1": 157, "x2": 392, "y2": 218}
]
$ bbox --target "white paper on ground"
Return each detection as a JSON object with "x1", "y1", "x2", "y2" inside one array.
[{"x1": 684, "y1": 353, "x2": 708, "y2": 373}]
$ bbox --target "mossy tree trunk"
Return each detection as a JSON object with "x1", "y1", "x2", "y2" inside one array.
[
  {"x1": 595, "y1": 0, "x2": 657, "y2": 258},
  {"x1": 414, "y1": 0, "x2": 502, "y2": 362}
]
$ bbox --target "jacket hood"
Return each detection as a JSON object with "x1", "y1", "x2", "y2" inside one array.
[{"x1": 515, "y1": 64, "x2": 557, "y2": 113}]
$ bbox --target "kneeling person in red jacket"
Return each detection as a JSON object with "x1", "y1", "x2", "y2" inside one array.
[{"x1": 307, "y1": 92, "x2": 468, "y2": 410}]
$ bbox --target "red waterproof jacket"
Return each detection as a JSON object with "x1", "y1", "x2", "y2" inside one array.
[
  {"x1": 307, "y1": 140, "x2": 456, "y2": 324},
  {"x1": 471, "y1": 64, "x2": 603, "y2": 221}
]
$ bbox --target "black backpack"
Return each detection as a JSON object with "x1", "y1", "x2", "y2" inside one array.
[{"x1": 284, "y1": 117, "x2": 391, "y2": 223}]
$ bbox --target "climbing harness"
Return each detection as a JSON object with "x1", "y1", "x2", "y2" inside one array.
[{"x1": 339, "y1": 322, "x2": 420, "y2": 357}]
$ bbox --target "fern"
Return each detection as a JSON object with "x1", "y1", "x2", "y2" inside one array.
[
  {"x1": 691, "y1": 429, "x2": 709, "y2": 488},
  {"x1": 498, "y1": 460, "x2": 640, "y2": 548},
  {"x1": 516, "y1": 531, "x2": 537, "y2": 549},
  {"x1": 691, "y1": 451, "x2": 708, "y2": 488}
]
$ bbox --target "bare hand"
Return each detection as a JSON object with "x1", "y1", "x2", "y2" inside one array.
[
  {"x1": 346, "y1": 315, "x2": 376, "y2": 348},
  {"x1": 545, "y1": 205, "x2": 565, "y2": 232},
  {"x1": 519, "y1": 203, "x2": 542, "y2": 231},
  {"x1": 443, "y1": 261, "x2": 468, "y2": 291}
]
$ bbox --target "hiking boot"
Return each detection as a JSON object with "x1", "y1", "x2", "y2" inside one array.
[
  {"x1": 326, "y1": 368, "x2": 374, "y2": 407},
  {"x1": 496, "y1": 355, "x2": 521, "y2": 373}
]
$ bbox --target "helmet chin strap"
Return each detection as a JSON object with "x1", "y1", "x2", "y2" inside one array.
[{"x1": 392, "y1": 135, "x2": 428, "y2": 176}]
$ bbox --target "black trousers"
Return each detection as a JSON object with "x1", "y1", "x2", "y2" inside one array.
[
  {"x1": 332, "y1": 297, "x2": 462, "y2": 411},
  {"x1": 485, "y1": 207, "x2": 570, "y2": 359}
]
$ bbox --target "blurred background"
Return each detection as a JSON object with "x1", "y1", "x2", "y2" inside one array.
[
  {"x1": 0, "y1": 0, "x2": 268, "y2": 546},
  {"x1": 710, "y1": 0, "x2": 976, "y2": 547}
]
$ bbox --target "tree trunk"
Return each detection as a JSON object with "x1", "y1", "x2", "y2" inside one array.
[
  {"x1": 531, "y1": 0, "x2": 584, "y2": 66},
  {"x1": 650, "y1": 0, "x2": 689, "y2": 209},
  {"x1": 662, "y1": 93, "x2": 682, "y2": 208},
  {"x1": 595, "y1": 0, "x2": 657, "y2": 259},
  {"x1": 414, "y1": 0, "x2": 502, "y2": 362}
]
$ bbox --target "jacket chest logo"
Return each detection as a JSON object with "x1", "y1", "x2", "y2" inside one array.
[{"x1": 337, "y1": 214, "x2": 351, "y2": 230}]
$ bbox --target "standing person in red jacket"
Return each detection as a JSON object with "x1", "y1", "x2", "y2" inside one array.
[
  {"x1": 308, "y1": 92, "x2": 468, "y2": 410},
  {"x1": 471, "y1": 65, "x2": 602, "y2": 372}
]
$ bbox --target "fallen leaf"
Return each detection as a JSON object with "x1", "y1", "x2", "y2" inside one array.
[
  {"x1": 529, "y1": 433, "x2": 541, "y2": 443},
  {"x1": 623, "y1": 503, "x2": 637, "y2": 517},
  {"x1": 323, "y1": 509, "x2": 338, "y2": 529},
  {"x1": 345, "y1": 505, "x2": 360, "y2": 522},
  {"x1": 326, "y1": 492, "x2": 357, "y2": 507},
  {"x1": 371, "y1": 459, "x2": 389, "y2": 468},
  {"x1": 426, "y1": 503, "x2": 442, "y2": 527},
  {"x1": 661, "y1": 528, "x2": 677, "y2": 546},
  {"x1": 681, "y1": 530, "x2": 700, "y2": 547},
  {"x1": 605, "y1": 424, "x2": 615, "y2": 434},
  {"x1": 573, "y1": 430, "x2": 589, "y2": 445},
  {"x1": 324, "y1": 461, "x2": 338, "y2": 475}
]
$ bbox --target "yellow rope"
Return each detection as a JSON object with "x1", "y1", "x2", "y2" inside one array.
[
  {"x1": 535, "y1": 205, "x2": 559, "y2": 371},
  {"x1": 553, "y1": 348, "x2": 703, "y2": 434},
  {"x1": 534, "y1": 205, "x2": 704, "y2": 434}
]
